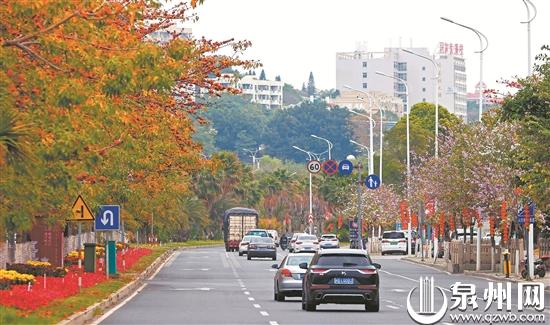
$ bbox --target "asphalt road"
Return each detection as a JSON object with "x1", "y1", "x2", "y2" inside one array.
[{"x1": 98, "y1": 246, "x2": 549, "y2": 325}]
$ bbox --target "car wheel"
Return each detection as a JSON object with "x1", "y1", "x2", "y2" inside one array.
[
  {"x1": 365, "y1": 295, "x2": 380, "y2": 312},
  {"x1": 303, "y1": 291, "x2": 316, "y2": 311},
  {"x1": 381, "y1": 252, "x2": 385, "y2": 256},
  {"x1": 247, "y1": 255, "x2": 251, "y2": 260},
  {"x1": 275, "y1": 284, "x2": 285, "y2": 301},
  {"x1": 225, "y1": 247, "x2": 230, "y2": 252},
  {"x1": 239, "y1": 252, "x2": 243, "y2": 256},
  {"x1": 272, "y1": 255, "x2": 277, "y2": 261}
]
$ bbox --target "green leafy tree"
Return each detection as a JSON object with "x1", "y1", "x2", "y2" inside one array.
[
  {"x1": 307, "y1": 72, "x2": 316, "y2": 97},
  {"x1": 500, "y1": 45, "x2": 550, "y2": 234}
]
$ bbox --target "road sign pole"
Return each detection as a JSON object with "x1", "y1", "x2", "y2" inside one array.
[
  {"x1": 356, "y1": 163, "x2": 364, "y2": 250},
  {"x1": 529, "y1": 223, "x2": 534, "y2": 279},
  {"x1": 77, "y1": 222, "x2": 82, "y2": 269},
  {"x1": 309, "y1": 172, "x2": 313, "y2": 234}
]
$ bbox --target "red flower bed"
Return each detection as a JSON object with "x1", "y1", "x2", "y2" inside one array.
[{"x1": 0, "y1": 247, "x2": 152, "y2": 311}]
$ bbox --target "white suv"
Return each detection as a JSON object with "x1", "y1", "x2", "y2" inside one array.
[{"x1": 381, "y1": 231, "x2": 407, "y2": 255}]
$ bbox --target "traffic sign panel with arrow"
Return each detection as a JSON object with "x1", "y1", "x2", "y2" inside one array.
[
  {"x1": 95, "y1": 205, "x2": 120, "y2": 231},
  {"x1": 68, "y1": 195, "x2": 94, "y2": 221}
]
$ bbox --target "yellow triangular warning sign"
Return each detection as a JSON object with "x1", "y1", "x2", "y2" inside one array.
[{"x1": 68, "y1": 195, "x2": 94, "y2": 221}]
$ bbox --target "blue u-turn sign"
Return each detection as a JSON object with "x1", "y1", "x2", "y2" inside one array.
[{"x1": 95, "y1": 205, "x2": 120, "y2": 231}]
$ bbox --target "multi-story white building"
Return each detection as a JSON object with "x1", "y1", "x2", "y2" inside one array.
[
  {"x1": 237, "y1": 75, "x2": 283, "y2": 109},
  {"x1": 335, "y1": 43, "x2": 468, "y2": 121},
  {"x1": 145, "y1": 25, "x2": 193, "y2": 44}
]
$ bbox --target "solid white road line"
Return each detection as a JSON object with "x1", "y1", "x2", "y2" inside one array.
[
  {"x1": 92, "y1": 284, "x2": 147, "y2": 325},
  {"x1": 253, "y1": 304, "x2": 261, "y2": 308},
  {"x1": 379, "y1": 270, "x2": 451, "y2": 293},
  {"x1": 385, "y1": 305, "x2": 400, "y2": 310},
  {"x1": 260, "y1": 311, "x2": 269, "y2": 316},
  {"x1": 147, "y1": 250, "x2": 178, "y2": 281}
]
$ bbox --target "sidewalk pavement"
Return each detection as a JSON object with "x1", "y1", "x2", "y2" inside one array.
[{"x1": 402, "y1": 255, "x2": 550, "y2": 292}]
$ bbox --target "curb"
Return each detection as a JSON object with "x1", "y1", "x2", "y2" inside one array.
[
  {"x1": 402, "y1": 257, "x2": 448, "y2": 272},
  {"x1": 402, "y1": 257, "x2": 550, "y2": 293},
  {"x1": 58, "y1": 244, "x2": 223, "y2": 325}
]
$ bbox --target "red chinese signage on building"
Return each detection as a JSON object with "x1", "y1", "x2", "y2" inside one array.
[{"x1": 439, "y1": 42, "x2": 464, "y2": 56}]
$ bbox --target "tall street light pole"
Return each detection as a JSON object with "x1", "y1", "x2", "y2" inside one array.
[
  {"x1": 350, "y1": 140, "x2": 370, "y2": 251},
  {"x1": 243, "y1": 146, "x2": 263, "y2": 170},
  {"x1": 293, "y1": 145, "x2": 314, "y2": 234},
  {"x1": 401, "y1": 48, "x2": 440, "y2": 158},
  {"x1": 348, "y1": 109, "x2": 378, "y2": 177},
  {"x1": 310, "y1": 135, "x2": 333, "y2": 160},
  {"x1": 343, "y1": 85, "x2": 380, "y2": 177},
  {"x1": 441, "y1": 17, "x2": 488, "y2": 123},
  {"x1": 376, "y1": 71, "x2": 412, "y2": 255},
  {"x1": 521, "y1": 0, "x2": 537, "y2": 76}
]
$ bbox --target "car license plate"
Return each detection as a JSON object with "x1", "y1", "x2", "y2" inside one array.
[
  {"x1": 391, "y1": 242, "x2": 398, "y2": 245},
  {"x1": 334, "y1": 278, "x2": 353, "y2": 285}
]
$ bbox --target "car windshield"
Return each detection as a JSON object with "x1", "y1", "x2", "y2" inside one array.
[
  {"x1": 321, "y1": 235, "x2": 336, "y2": 239},
  {"x1": 382, "y1": 232, "x2": 405, "y2": 239},
  {"x1": 316, "y1": 254, "x2": 371, "y2": 267},
  {"x1": 251, "y1": 237, "x2": 273, "y2": 243},
  {"x1": 286, "y1": 255, "x2": 314, "y2": 266},
  {"x1": 241, "y1": 236, "x2": 255, "y2": 242},
  {"x1": 248, "y1": 230, "x2": 267, "y2": 237},
  {"x1": 298, "y1": 235, "x2": 317, "y2": 241}
]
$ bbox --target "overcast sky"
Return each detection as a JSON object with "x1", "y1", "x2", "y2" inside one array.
[{"x1": 191, "y1": 0, "x2": 549, "y2": 93}]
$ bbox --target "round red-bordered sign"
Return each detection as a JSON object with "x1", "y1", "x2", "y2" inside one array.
[
  {"x1": 306, "y1": 160, "x2": 321, "y2": 174},
  {"x1": 322, "y1": 160, "x2": 339, "y2": 175}
]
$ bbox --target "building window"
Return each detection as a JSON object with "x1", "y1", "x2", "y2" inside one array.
[
  {"x1": 422, "y1": 66, "x2": 426, "y2": 71},
  {"x1": 362, "y1": 83, "x2": 368, "y2": 89},
  {"x1": 362, "y1": 62, "x2": 367, "y2": 68},
  {"x1": 422, "y1": 77, "x2": 426, "y2": 82},
  {"x1": 362, "y1": 72, "x2": 367, "y2": 78},
  {"x1": 423, "y1": 98, "x2": 426, "y2": 102},
  {"x1": 395, "y1": 62, "x2": 407, "y2": 71},
  {"x1": 422, "y1": 87, "x2": 426, "y2": 92}
]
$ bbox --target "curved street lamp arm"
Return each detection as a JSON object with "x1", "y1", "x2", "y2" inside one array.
[{"x1": 521, "y1": 0, "x2": 537, "y2": 23}]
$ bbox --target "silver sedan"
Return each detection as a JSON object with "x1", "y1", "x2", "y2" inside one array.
[{"x1": 272, "y1": 253, "x2": 315, "y2": 301}]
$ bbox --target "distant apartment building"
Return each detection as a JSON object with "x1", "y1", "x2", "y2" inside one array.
[
  {"x1": 466, "y1": 81, "x2": 496, "y2": 123},
  {"x1": 236, "y1": 74, "x2": 283, "y2": 110},
  {"x1": 328, "y1": 89, "x2": 404, "y2": 119},
  {"x1": 335, "y1": 43, "x2": 468, "y2": 121}
]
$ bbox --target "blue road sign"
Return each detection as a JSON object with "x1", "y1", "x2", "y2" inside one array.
[
  {"x1": 95, "y1": 205, "x2": 120, "y2": 231},
  {"x1": 517, "y1": 203, "x2": 535, "y2": 224},
  {"x1": 365, "y1": 174, "x2": 381, "y2": 189},
  {"x1": 338, "y1": 160, "x2": 353, "y2": 176}
]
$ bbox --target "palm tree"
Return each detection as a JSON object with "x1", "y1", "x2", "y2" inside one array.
[{"x1": 0, "y1": 109, "x2": 31, "y2": 166}]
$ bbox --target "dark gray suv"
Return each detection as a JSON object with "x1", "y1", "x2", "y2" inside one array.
[{"x1": 300, "y1": 249, "x2": 381, "y2": 312}]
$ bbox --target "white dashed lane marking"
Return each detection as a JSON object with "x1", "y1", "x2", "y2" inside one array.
[
  {"x1": 386, "y1": 305, "x2": 400, "y2": 310},
  {"x1": 260, "y1": 311, "x2": 269, "y2": 316},
  {"x1": 248, "y1": 297, "x2": 255, "y2": 301},
  {"x1": 253, "y1": 304, "x2": 261, "y2": 308},
  {"x1": 244, "y1": 291, "x2": 250, "y2": 295}
]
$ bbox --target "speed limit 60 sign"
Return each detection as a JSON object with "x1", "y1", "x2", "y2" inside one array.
[{"x1": 307, "y1": 160, "x2": 321, "y2": 174}]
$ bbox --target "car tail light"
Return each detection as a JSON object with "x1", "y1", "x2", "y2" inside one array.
[
  {"x1": 313, "y1": 241, "x2": 318, "y2": 244},
  {"x1": 268, "y1": 245, "x2": 275, "y2": 249},
  {"x1": 359, "y1": 269, "x2": 377, "y2": 274},
  {"x1": 382, "y1": 240, "x2": 389, "y2": 243},
  {"x1": 331, "y1": 238, "x2": 338, "y2": 241},
  {"x1": 280, "y1": 268, "x2": 292, "y2": 277},
  {"x1": 399, "y1": 239, "x2": 407, "y2": 243},
  {"x1": 249, "y1": 244, "x2": 257, "y2": 249},
  {"x1": 296, "y1": 241, "x2": 302, "y2": 245},
  {"x1": 311, "y1": 268, "x2": 328, "y2": 274}
]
